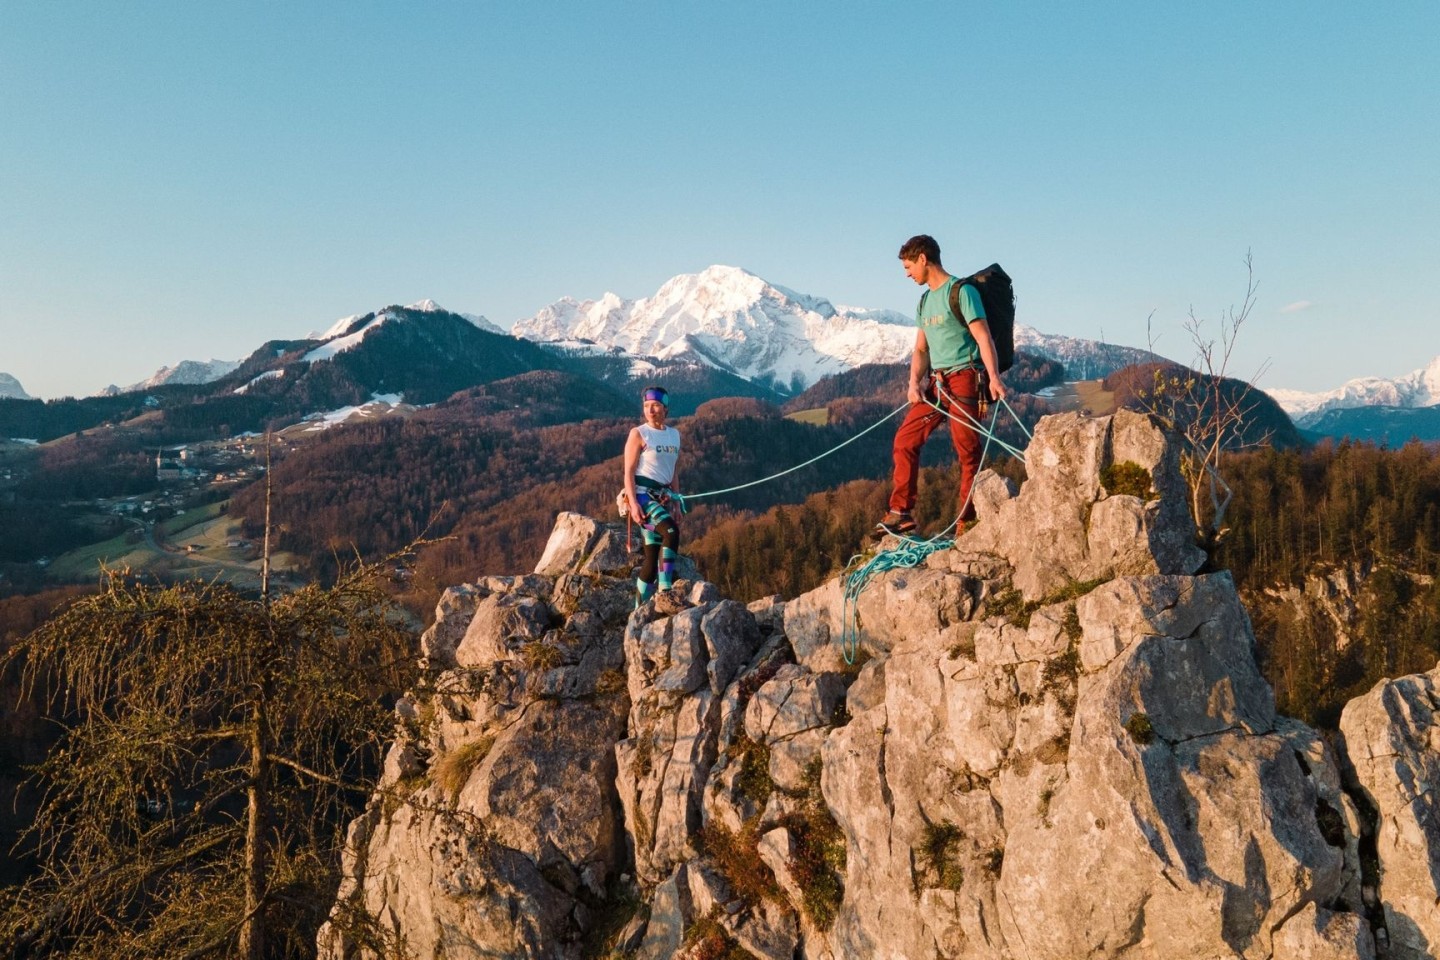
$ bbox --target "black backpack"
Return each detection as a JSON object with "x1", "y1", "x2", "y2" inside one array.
[{"x1": 919, "y1": 264, "x2": 1015, "y2": 372}]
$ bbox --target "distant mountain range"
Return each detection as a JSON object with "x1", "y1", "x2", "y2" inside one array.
[
  {"x1": 511, "y1": 264, "x2": 1166, "y2": 390},
  {"x1": 105, "y1": 359, "x2": 243, "y2": 395},
  {"x1": 15, "y1": 266, "x2": 1436, "y2": 448},
  {"x1": 1267, "y1": 356, "x2": 1440, "y2": 425},
  {"x1": 1300, "y1": 405, "x2": 1440, "y2": 445},
  {"x1": 77, "y1": 267, "x2": 1160, "y2": 420},
  {"x1": 1265, "y1": 356, "x2": 1440, "y2": 445},
  {"x1": 512, "y1": 265, "x2": 917, "y2": 392}
]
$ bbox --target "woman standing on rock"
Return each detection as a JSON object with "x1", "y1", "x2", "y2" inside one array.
[{"x1": 623, "y1": 385, "x2": 683, "y2": 606}]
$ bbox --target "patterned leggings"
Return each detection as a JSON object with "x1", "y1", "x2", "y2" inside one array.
[{"x1": 635, "y1": 490, "x2": 680, "y2": 604}]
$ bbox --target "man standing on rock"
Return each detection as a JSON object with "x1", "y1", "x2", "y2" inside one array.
[{"x1": 875, "y1": 235, "x2": 1008, "y2": 537}]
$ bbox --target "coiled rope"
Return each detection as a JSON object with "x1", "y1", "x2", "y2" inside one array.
[{"x1": 838, "y1": 393, "x2": 1035, "y2": 665}]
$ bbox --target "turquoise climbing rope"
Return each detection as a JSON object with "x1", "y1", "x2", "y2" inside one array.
[
  {"x1": 838, "y1": 392, "x2": 1036, "y2": 665},
  {"x1": 631, "y1": 381, "x2": 1036, "y2": 667},
  {"x1": 673, "y1": 401, "x2": 911, "y2": 510}
]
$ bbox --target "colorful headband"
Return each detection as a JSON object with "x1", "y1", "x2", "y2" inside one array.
[{"x1": 642, "y1": 387, "x2": 669, "y2": 405}]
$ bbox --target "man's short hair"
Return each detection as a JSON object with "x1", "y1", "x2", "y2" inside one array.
[{"x1": 898, "y1": 235, "x2": 941, "y2": 265}]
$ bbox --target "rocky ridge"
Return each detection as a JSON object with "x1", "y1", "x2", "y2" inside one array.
[{"x1": 320, "y1": 410, "x2": 1440, "y2": 959}]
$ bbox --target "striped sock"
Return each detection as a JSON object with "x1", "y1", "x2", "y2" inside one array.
[
  {"x1": 659, "y1": 547, "x2": 678, "y2": 591},
  {"x1": 635, "y1": 578, "x2": 656, "y2": 608}
]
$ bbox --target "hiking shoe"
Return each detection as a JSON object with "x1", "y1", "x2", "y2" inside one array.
[{"x1": 872, "y1": 511, "x2": 917, "y2": 537}]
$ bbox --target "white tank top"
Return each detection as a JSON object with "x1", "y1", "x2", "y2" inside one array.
[{"x1": 635, "y1": 423, "x2": 681, "y2": 486}]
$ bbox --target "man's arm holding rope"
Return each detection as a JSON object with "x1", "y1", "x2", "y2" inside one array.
[{"x1": 908, "y1": 329, "x2": 932, "y2": 406}]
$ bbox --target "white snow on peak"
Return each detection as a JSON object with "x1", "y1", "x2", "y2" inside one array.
[
  {"x1": 0, "y1": 372, "x2": 33, "y2": 400},
  {"x1": 314, "y1": 312, "x2": 367, "y2": 341},
  {"x1": 1267, "y1": 355, "x2": 1440, "y2": 425},
  {"x1": 311, "y1": 301, "x2": 502, "y2": 341},
  {"x1": 302, "y1": 311, "x2": 399, "y2": 363},
  {"x1": 461, "y1": 312, "x2": 503, "y2": 335},
  {"x1": 403, "y1": 299, "x2": 502, "y2": 333},
  {"x1": 128, "y1": 358, "x2": 242, "y2": 392},
  {"x1": 512, "y1": 265, "x2": 916, "y2": 390}
]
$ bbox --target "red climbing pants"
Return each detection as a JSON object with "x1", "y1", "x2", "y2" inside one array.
[{"x1": 888, "y1": 368, "x2": 983, "y2": 522}]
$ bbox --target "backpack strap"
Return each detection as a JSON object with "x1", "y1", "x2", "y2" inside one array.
[{"x1": 950, "y1": 276, "x2": 983, "y2": 325}]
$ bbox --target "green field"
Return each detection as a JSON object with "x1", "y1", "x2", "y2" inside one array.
[
  {"x1": 785, "y1": 408, "x2": 829, "y2": 426},
  {"x1": 48, "y1": 500, "x2": 295, "y2": 589}
]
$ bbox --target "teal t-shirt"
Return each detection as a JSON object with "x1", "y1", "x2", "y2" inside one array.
[{"x1": 917, "y1": 277, "x2": 985, "y2": 371}]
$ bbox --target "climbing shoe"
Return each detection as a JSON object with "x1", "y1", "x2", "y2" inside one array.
[{"x1": 872, "y1": 511, "x2": 917, "y2": 537}]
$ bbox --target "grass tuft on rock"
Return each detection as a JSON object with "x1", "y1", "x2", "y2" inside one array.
[
  {"x1": 698, "y1": 816, "x2": 778, "y2": 907},
  {"x1": 594, "y1": 667, "x2": 626, "y2": 698},
  {"x1": 1100, "y1": 460, "x2": 1156, "y2": 500},
  {"x1": 433, "y1": 734, "x2": 496, "y2": 801},
  {"x1": 782, "y1": 758, "x2": 846, "y2": 930},
  {"x1": 917, "y1": 820, "x2": 966, "y2": 891},
  {"x1": 1125, "y1": 711, "x2": 1155, "y2": 745},
  {"x1": 987, "y1": 579, "x2": 1107, "y2": 630},
  {"x1": 727, "y1": 733, "x2": 774, "y2": 809},
  {"x1": 682, "y1": 911, "x2": 757, "y2": 960},
  {"x1": 521, "y1": 640, "x2": 564, "y2": 672}
]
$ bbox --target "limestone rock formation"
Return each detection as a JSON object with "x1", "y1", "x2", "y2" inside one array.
[
  {"x1": 1340, "y1": 665, "x2": 1440, "y2": 959},
  {"x1": 320, "y1": 413, "x2": 1424, "y2": 960}
]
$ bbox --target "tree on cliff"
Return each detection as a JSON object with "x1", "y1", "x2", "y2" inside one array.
[
  {"x1": 1131, "y1": 252, "x2": 1276, "y2": 554},
  {"x1": 0, "y1": 564, "x2": 419, "y2": 959}
]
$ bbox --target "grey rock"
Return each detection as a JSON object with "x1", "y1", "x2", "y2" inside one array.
[
  {"x1": 964, "y1": 410, "x2": 1204, "y2": 600},
  {"x1": 454, "y1": 593, "x2": 552, "y2": 669},
  {"x1": 419, "y1": 582, "x2": 488, "y2": 667},
  {"x1": 534, "y1": 511, "x2": 605, "y2": 576},
  {"x1": 1272, "y1": 901, "x2": 1376, "y2": 959},
  {"x1": 783, "y1": 578, "x2": 848, "y2": 672},
  {"x1": 1339, "y1": 663, "x2": 1440, "y2": 959},
  {"x1": 731, "y1": 897, "x2": 800, "y2": 960},
  {"x1": 637, "y1": 866, "x2": 691, "y2": 960},
  {"x1": 655, "y1": 607, "x2": 711, "y2": 695},
  {"x1": 702, "y1": 600, "x2": 763, "y2": 694},
  {"x1": 747, "y1": 594, "x2": 786, "y2": 635}
]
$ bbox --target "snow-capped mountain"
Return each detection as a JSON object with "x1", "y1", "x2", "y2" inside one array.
[
  {"x1": 512, "y1": 265, "x2": 916, "y2": 392},
  {"x1": 310, "y1": 300, "x2": 501, "y2": 340},
  {"x1": 1267, "y1": 356, "x2": 1440, "y2": 426},
  {"x1": 127, "y1": 359, "x2": 242, "y2": 391},
  {"x1": 1014, "y1": 326, "x2": 1162, "y2": 381},
  {"x1": 0, "y1": 372, "x2": 33, "y2": 400},
  {"x1": 514, "y1": 265, "x2": 1167, "y2": 391}
]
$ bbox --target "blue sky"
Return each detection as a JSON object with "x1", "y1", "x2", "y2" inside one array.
[{"x1": 2, "y1": 1, "x2": 1436, "y2": 399}]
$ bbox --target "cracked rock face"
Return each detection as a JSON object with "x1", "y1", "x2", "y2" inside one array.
[
  {"x1": 1341, "y1": 665, "x2": 1440, "y2": 959},
  {"x1": 963, "y1": 409, "x2": 1206, "y2": 599},
  {"x1": 319, "y1": 415, "x2": 1418, "y2": 960},
  {"x1": 318, "y1": 533, "x2": 634, "y2": 960}
]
